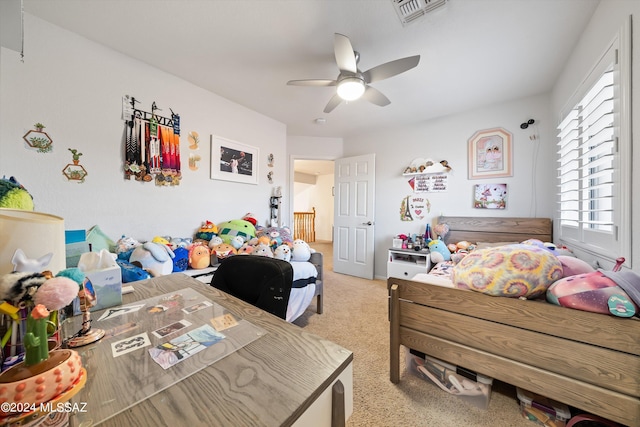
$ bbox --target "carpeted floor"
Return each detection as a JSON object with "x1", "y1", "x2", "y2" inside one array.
[{"x1": 293, "y1": 242, "x2": 536, "y2": 427}]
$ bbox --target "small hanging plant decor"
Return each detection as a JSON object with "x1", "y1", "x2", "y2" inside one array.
[
  {"x1": 63, "y1": 147, "x2": 88, "y2": 182},
  {"x1": 23, "y1": 122, "x2": 53, "y2": 153}
]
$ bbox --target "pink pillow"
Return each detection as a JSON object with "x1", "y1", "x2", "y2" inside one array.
[{"x1": 557, "y1": 256, "x2": 594, "y2": 278}]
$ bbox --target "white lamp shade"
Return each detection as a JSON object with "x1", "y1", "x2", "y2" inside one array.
[
  {"x1": 337, "y1": 77, "x2": 365, "y2": 101},
  {"x1": 0, "y1": 208, "x2": 66, "y2": 276}
]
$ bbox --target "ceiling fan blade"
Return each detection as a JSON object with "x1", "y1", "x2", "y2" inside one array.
[
  {"x1": 287, "y1": 79, "x2": 337, "y2": 87},
  {"x1": 323, "y1": 94, "x2": 343, "y2": 113},
  {"x1": 362, "y1": 86, "x2": 390, "y2": 107},
  {"x1": 334, "y1": 33, "x2": 357, "y2": 74},
  {"x1": 362, "y1": 55, "x2": 420, "y2": 83}
]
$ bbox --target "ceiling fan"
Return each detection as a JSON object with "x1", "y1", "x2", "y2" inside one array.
[{"x1": 287, "y1": 33, "x2": 420, "y2": 113}]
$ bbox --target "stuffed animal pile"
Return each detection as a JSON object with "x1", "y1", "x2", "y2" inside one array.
[{"x1": 112, "y1": 214, "x2": 315, "y2": 280}]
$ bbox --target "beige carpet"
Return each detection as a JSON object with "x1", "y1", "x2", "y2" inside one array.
[{"x1": 294, "y1": 242, "x2": 536, "y2": 427}]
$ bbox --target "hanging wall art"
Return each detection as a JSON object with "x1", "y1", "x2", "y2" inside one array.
[
  {"x1": 62, "y1": 148, "x2": 88, "y2": 183},
  {"x1": 187, "y1": 131, "x2": 201, "y2": 171},
  {"x1": 23, "y1": 123, "x2": 53, "y2": 153},
  {"x1": 210, "y1": 135, "x2": 259, "y2": 185},
  {"x1": 474, "y1": 183, "x2": 507, "y2": 209},
  {"x1": 400, "y1": 195, "x2": 431, "y2": 221},
  {"x1": 122, "y1": 96, "x2": 182, "y2": 186},
  {"x1": 467, "y1": 127, "x2": 513, "y2": 179}
]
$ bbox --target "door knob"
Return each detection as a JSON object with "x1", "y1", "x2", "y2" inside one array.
[{"x1": 362, "y1": 221, "x2": 372, "y2": 226}]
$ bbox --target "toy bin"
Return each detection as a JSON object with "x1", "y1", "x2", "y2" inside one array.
[
  {"x1": 406, "y1": 349, "x2": 493, "y2": 409},
  {"x1": 517, "y1": 387, "x2": 571, "y2": 427}
]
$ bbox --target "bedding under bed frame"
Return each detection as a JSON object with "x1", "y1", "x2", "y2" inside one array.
[{"x1": 388, "y1": 216, "x2": 640, "y2": 426}]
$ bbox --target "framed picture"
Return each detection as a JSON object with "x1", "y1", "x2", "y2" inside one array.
[
  {"x1": 210, "y1": 135, "x2": 258, "y2": 185},
  {"x1": 467, "y1": 127, "x2": 513, "y2": 179},
  {"x1": 474, "y1": 183, "x2": 507, "y2": 209}
]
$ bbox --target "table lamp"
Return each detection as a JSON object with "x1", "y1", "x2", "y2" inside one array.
[{"x1": 0, "y1": 208, "x2": 66, "y2": 276}]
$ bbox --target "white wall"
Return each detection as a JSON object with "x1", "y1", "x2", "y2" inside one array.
[
  {"x1": 343, "y1": 94, "x2": 556, "y2": 278},
  {"x1": 0, "y1": 14, "x2": 288, "y2": 242},
  {"x1": 551, "y1": 0, "x2": 640, "y2": 271}
]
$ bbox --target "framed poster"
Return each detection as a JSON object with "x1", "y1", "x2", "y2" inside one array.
[
  {"x1": 474, "y1": 183, "x2": 507, "y2": 209},
  {"x1": 210, "y1": 135, "x2": 258, "y2": 185},
  {"x1": 468, "y1": 127, "x2": 513, "y2": 179}
]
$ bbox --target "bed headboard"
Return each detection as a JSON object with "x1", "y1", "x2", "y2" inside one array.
[{"x1": 438, "y1": 216, "x2": 552, "y2": 245}]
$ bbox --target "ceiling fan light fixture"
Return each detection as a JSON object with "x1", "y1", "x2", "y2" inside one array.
[{"x1": 337, "y1": 76, "x2": 365, "y2": 101}]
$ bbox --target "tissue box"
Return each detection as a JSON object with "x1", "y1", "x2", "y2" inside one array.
[
  {"x1": 77, "y1": 250, "x2": 123, "y2": 312},
  {"x1": 517, "y1": 388, "x2": 571, "y2": 427},
  {"x1": 407, "y1": 349, "x2": 493, "y2": 409}
]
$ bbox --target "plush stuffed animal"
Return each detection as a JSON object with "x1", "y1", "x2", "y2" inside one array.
[
  {"x1": 33, "y1": 276, "x2": 79, "y2": 310},
  {"x1": 256, "y1": 226, "x2": 293, "y2": 249},
  {"x1": 217, "y1": 219, "x2": 256, "y2": 245},
  {"x1": 237, "y1": 243, "x2": 254, "y2": 255},
  {"x1": 274, "y1": 244, "x2": 292, "y2": 262},
  {"x1": 207, "y1": 235, "x2": 224, "y2": 249},
  {"x1": 172, "y1": 247, "x2": 190, "y2": 272},
  {"x1": 194, "y1": 220, "x2": 218, "y2": 243},
  {"x1": 152, "y1": 236, "x2": 172, "y2": 246},
  {"x1": 170, "y1": 237, "x2": 193, "y2": 250},
  {"x1": 242, "y1": 212, "x2": 258, "y2": 226},
  {"x1": 252, "y1": 244, "x2": 274, "y2": 257},
  {"x1": 0, "y1": 271, "x2": 48, "y2": 302},
  {"x1": 230, "y1": 235, "x2": 245, "y2": 250},
  {"x1": 129, "y1": 242, "x2": 175, "y2": 277},
  {"x1": 547, "y1": 269, "x2": 640, "y2": 317},
  {"x1": 116, "y1": 259, "x2": 151, "y2": 282},
  {"x1": 11, "y1": 249, "x2": 53, "y2": 273},
  {"x1": 291, "y1": 239, "x2": 314, "y2": 262},
  {"x1": 115, "y1": 235, "x2": 140, "y2": 261},
  {"x1": 188, "y1": 244, "x2": 211, "y2": 269},
  {"x1": 0, "y1": 176, "x2": 34, "y2": 210},
  {"x1": 211, "y1": 243, "x2": 237, "y2": 261},
  {"x1": 453, "y1": 244, "x2": 563, "y2": 299},
  {"x1": 428, "y1": 238, "x2": 451, "y2": 263}
]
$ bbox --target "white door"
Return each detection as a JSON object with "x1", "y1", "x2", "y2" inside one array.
[{"x1": 333, "y1": 154, "x2": 375, "y2": 279}]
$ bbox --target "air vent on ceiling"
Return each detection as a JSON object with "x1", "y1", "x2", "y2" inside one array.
[{"x1": 392, "y1": 0, "x2": 447, "y2": 26}]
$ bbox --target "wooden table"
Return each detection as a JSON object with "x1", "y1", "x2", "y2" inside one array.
[{"x1": 67, "y1": 274, "x2": 353, "y2": 426}]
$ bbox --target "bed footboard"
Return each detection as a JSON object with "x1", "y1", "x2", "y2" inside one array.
[{"x1": 389, "y1": 278, "x2": 640, "y2": 427}]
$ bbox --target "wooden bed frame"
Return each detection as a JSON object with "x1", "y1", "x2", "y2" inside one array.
[{"x1": 389, "y1": 216, "x2": 640, "y2": 426}]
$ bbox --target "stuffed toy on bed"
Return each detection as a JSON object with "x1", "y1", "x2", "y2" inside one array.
[
  {"x1": 291, "y1": 239, "x2": 315, "y2": 262},
  {"x1": 255, "y1": 226, "x2": 293, "y2": 250},
  {"x1": 452, "y1": 244, "x2": 563, "y2": 299},
  {"x1": 217, "y1": 219, "x2": 256, "y2": 245},
  {"x1": 547, "y1": 269, "x2": 640, "y2": 317}
]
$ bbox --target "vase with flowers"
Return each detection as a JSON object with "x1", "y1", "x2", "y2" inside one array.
[{"x1": 0, "y1": 275, "x2": 86, "y2": 420}]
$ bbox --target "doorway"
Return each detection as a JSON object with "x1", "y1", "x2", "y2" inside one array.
[{"x1": 292, "y1": 159, "x2": 335, "y2": 243}]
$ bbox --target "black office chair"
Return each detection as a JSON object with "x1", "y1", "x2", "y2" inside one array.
[{"x1": 210, "y1": 255, "x2": 293, "y2": 320}]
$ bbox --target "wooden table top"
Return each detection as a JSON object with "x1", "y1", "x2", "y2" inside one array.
[{"x1": 67, "y1": 274, "x2": 353, "y2": 426}]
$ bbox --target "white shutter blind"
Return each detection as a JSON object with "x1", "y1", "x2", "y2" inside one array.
[{"x1": 556, "y1": 49, "x2": 618, "y2": 254}]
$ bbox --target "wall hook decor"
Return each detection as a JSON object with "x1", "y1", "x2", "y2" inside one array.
[{"x1": 520, "y1": 119, "x2": 535, "y2": 129}]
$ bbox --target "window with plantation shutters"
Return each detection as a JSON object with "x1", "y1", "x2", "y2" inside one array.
[{"x1": 556, "y1": 20, "x2": 631, "y2": 264}]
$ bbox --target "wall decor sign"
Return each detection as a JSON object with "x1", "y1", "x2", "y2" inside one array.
[
  {"x1": 210, "y1": 135, "x2": 258, "y2": 185},
  {"x1": 410, "y1": 174, "x2": 448, "y2": 193},
  {"x1": 400, "y1": 195, "x2": 431, "y2": 221},
  {"x1": 474, "y1": 183, "x2": 507, "y2": 209},
  {"x1": 467, "y1": 127, "x2": 513, "y2": 179}
]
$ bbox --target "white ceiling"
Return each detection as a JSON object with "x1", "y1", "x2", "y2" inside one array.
[{"x1": 22, "y1": 0, "x2": 599, "y2": 138}]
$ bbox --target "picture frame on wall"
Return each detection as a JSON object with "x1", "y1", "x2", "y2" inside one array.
[
  {"x1": 467, "y1": 127, "x2": 513, "y2": 179},
  {"x1": 474, "y1": 183, "x2": 507, "y2": 209},
  {"x1": 210, "y1": 135, "x2": 259, "y2": 185}
]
